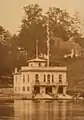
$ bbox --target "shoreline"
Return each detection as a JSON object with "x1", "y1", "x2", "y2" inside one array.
[
  {"x1": 0, "y1": 93, "x2": 73, "y2": 100},
  {"x1": 0, "y1": 97, "x2": 72, "y2": 101},
  {"x1": 0, "y1": 88, "x2": 83, "y2": 101},
  {"x1": 0, "y1": 94, "x2": 83, "y2": 101}
]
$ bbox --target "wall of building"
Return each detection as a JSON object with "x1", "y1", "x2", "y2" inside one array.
[
  {"x1": 29, "y1": 71, "x2": 67, "y2": 84},
  {"x1": 14, "y1": 70, "x2": 67, "y2": 94},
  {"x1": 29, "y1": 62, "x2": 46, "y2": 67},
  {"x1": 14, "y1": 72, "x2": 32, "y2": 94},
  {"x1": 14, "y1": 74, "x2": 21, "y2": 93}
]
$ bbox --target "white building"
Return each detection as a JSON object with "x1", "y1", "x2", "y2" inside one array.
[{"x1": 13, "y1": 56, "x2": 68, "y2": 98}]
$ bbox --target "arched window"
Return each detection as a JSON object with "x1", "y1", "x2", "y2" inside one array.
[
  {"x1": 27, "y1": 87, "x2": 30, "y2": 91},
  {"x1": 30, "y1": 63, "x2": 33, "y2": 67},
  {"x1": 27, "y1": 74, "x2": 29, "y2": 82},
  {"x1": 44, "y1": 75, "x2": 46, "y2": 82},
  {"x1": 35, "y1": 74, "x2": 39, "y2": 80},
  {"x1": 35, "y1": 74, "x2": 39, "y2": 83},
  {"x1": 15, "y1": 87, "x2": 17, "y2": 92},
  {"x1": 22, "y1": 87, "x2": 25, "y2": 91},
  {"x1": 59, "y1": 74, "x2": 62, "y2": 82},
  {"x1": 47, "y1": 74, "x2": 50, "y2": 83},
  {"x1": 23, "y1": 74, "x2": 25, "y2": 83},
  {"x1": 18, "y1": 87, "x2": 20, "y2": 92},
  {"x1": 39, "y1": 63, "x2": 41, "y2": 67},
  {"x1": 52, "y1": 75, "x2": 54, "y2": 83},
  {"x1": 15, "y1": 76, "x2": 17, "y2": 83}
]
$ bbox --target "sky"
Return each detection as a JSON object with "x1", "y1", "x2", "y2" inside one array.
[{"x1": 0, "y1": 0, "x2": 84, "y2": 34}]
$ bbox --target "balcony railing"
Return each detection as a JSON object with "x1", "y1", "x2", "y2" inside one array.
[
  {"x1": 58, "y1": 82, "x2": 68, "y2": 86},
  {"x1": 35, "y1": 80, "x2": 40, "y2": 84},
  {"x1": 34, "y1": 81, "x2": 68, "y2": 86},
  {"x1": 21, "y1": 66, "x2": 67, "y2": 71}
]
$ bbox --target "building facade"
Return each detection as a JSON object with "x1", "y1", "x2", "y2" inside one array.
[{"x1": 13, "y1": 57, "x2": 68, "y2": 98}]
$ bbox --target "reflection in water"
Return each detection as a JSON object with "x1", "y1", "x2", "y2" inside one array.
[
  {"x1": 0, "y1": 100, "x2": 84, "y2": 120},
  {"x1": 14, "y1": 100, "x2": 34, "y2": 120},
  {"x1": 0, "y1": 100, "x2": 14, "y2": 120},
  {"x1": 14, "y1": 100, "x2": 73, "y2": 120}
]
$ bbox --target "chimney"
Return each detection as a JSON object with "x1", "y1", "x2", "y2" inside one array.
[{"x1": 15, "y1": 68, "x2": 17, "y2": 73}]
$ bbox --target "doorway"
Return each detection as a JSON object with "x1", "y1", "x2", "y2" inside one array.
[
  {"x1": 34, "y1": 87, "x2": 40, "y2": 94},
  {"x1": 58, "y1": 86, "x2": 63, "y2": 94},
  {"x1": 46, "y1": 87, "x2": 52, "y2": 94}
]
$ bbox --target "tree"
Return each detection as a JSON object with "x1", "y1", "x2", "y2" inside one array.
[
  {"x1": 8, "y1": 34, "x2": 27, "y2": 69},
  {"x1": 47, "y1": 8, "x2": 82, "y2": 41},
  {"x1": 18, "y1": 4, "x2": 83, "y2": 63},
  {"x1": 45, "y1": 7, "x2": 82, "y2": 62},
  {"x1": 19, "y1": 4, "x2": 47, "y2": 58},
  {"x1": 0, "y1": 26, "x2": 12, "y2": 75}
]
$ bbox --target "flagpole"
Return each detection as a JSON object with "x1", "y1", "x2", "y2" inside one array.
[{"x1": 46, "y1": 11, "x2": 50, "y2": 67}]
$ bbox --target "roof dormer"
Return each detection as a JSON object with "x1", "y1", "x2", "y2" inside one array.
[{"x1": 27, "y1": 58, "x2": 47, "y2": 67}]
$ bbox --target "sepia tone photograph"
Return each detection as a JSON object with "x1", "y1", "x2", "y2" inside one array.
[{"x1": 0, "y1": 0, "x2": 84, "y2": 120}]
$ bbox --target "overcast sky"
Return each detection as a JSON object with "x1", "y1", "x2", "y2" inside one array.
[{"x1": 0, "y1": 0, "x2": 84, "y2": 34}]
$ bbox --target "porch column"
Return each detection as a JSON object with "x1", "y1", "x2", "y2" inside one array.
[
  {"x1": 63, "y1": 87, "x2": 67, "y2": 96},
  {"x1": 32, "y1": 86, "x2": 34, "y2": 94},
  {"x1": 52, "y1": 87, "x2": 56, "y2": 94},
  {"x1": 56, "y1": 86, "x2": 58, "y2": 95}
]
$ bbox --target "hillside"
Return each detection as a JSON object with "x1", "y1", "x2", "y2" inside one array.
[
  {"x1": 53, "y1": 57, "x2": 84, "y2": 92},
  {"x1": 67, "y1": 57, "x2": 84, "y2": 91}
]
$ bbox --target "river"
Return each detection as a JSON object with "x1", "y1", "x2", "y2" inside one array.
[{"x1": 0, "y1": 100, "x2": 84, "y2": 120}]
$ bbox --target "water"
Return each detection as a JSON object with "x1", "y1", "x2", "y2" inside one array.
[{"x1": 0, "y1": 100, "x2": 84, "y2": 120}]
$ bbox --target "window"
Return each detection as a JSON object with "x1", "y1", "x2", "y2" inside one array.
[
  {"x1": 47, "y1": 74, "x2": 50, "y2": 83},
  {"x1": 35, "y1": 74, "x2": 39, "y2": 83},
  {"x1": 39, "y1": 63, "x2": 41, "y2": 67},
  {"x1": 59, "y1": 74, "x2": 62, "y2": 82},
  {"x1": 44, "y1": 75, "x2": 46, "y2": 82},
  {"x1": 27, "y1": 87, "x2": 29, "y2": 91},
  {"x1": 22, "y1": 87, "x2": 25, "y2": 91},
  {"x1": 35, "y1": 74, "x2": 39, "y2": 80},
  {"x1": 52, "y1": 75, "x2": 54, "y2": 82},
  {"x1": 15, "y1": 87, "x2": 17, "y2": 92},
  {"x1": 18, "y1": 87, "x2": 20, "y2": 92},
  {"x1": 31, "y1": 64, "x2": 33, "y2": 67},
  {"x1": 15, "y1": 76, "x2": 17, "y2": 83},
  {"x1": 23, "y1": 74, "x2": 25, "y2": 83},
  {"x1": 27, "y1": 74, "x2": 29, "y2": 82}
]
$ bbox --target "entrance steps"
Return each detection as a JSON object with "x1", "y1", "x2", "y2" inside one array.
[
  {"x1": 57, "y1": 94, "x2": 72, "y2": 100},
  {"x1": 33, "y1": 93, "x2": 72, "y2": 100},
  {"x1": 34, "y1": 94, "x2": 53, "y2": 99}
]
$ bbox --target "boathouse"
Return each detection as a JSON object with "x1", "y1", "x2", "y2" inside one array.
[{"x1": 13, "y1": 56, "x2": 68, "y2": 98}]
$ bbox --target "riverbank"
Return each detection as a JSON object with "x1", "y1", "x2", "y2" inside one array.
[
  {"x1": 0, "y1": 93, "x2": 72, "y2": 100},
  {"x1": 0, "y1": 94, "x2": 73, "y2": 101},
  {"x1": 0, "y1": 96, "x2": 83, "y2": 101},
  {"x1": 0, "y1": 96, "x2": 72, "y2": 101},
  {"x1": 0, "y1": 88, "x2": 84, "y2": 101}
]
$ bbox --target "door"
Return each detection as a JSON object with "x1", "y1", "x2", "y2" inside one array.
[
  {"x1": 34, "y1": 87, "x2": 40, "y2": 94},
  {"x1": 58, "y1": 86, "x2": 63, "y2": 94},
  {"x1": 46, "y1": 87, "x2": 52, "y2": 94}
]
